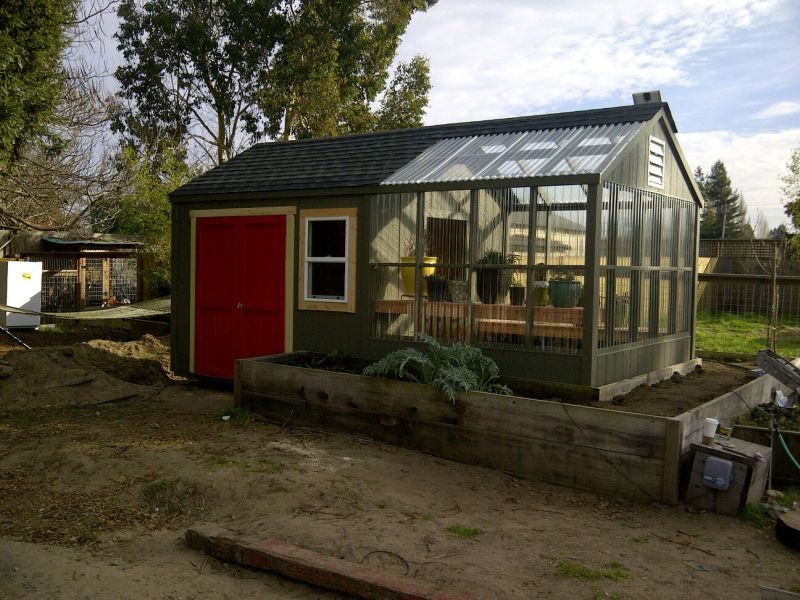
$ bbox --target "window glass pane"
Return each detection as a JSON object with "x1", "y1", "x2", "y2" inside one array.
[
  {"x1": 309, "y1": 263, "x2": 345, "y2": 298},
  {"x1": 309, "y1": 220, "x2": 346, "y2": 258}
]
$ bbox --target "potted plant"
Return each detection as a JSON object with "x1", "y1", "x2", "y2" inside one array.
[
  {"x1": 400, "y1": 233, "x2": 436, "y2": 297},
  {"x1": 532, "y1": 263, "x2": 549, "y2": 306},
  {"x1": 509, "y1": 272, "x2": 526, "y2": 306},
  {"x1": 548, "y1": 272, "x2": 582, "y2": 308},
  {"x1": 424, "y1": 273, "x2": 448, "y2": 302},
  {"x1": 613, "y1": 293, "x2": 630, "y2": 326},
  {"x1": 476, "y1": 250, "x2": 517, "y2": 304}
]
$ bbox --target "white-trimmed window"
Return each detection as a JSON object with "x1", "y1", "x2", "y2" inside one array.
[
  {"x1": 648, "y1": 135, "x2": 666, "y2": 189},
  {"x1": 298, "y1": 208, "x2": 357, "y2": 312}
]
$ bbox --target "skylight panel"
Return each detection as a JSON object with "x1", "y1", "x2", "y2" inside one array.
[
  {"x1": 481, "y1": 144, "x2": 507, "y2": 154},
  {"x1": 520, "y1": 140, "x2": 558, "y2": 151}
]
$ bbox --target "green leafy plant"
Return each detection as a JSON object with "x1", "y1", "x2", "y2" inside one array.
[
  {"x1": 549, "y1": 271, "x2": 577, "y2": 282},
  {"x1": 739, "y1": 503, "x2": 773, "y2": 529},
  {"x1": 534, "y1": 262, "x2": 548, "y2": 281},
  {"x1": 477, "y1": 249, "x2": 518, "y2": 266},
  {"x1": 424, "y1": 273, "x2": 448, "y2": 283},
  {"x1": 363, "y1": 334, "x2": 512, "y2": 404}
]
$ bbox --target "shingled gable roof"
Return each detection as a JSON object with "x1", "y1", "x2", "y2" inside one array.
[{"x1": 170, "y1": 102, "x2": 671, "y2": 198}]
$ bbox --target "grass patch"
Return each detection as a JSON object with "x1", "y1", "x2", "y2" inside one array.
[
  {"x1": 739, "y1": 503, "x2": 773, "y2": 529},
  {"x1": 778, "y1": 488, "x2": 800, "y2": 508},
  {"x1": 258, "y1": 458, "x2": 287, "y2": 473},
  {"x1": 446, "y1": 524, "x2": 483, "y2": 539},
  {"x1": 557, "y1": 561, "x2": 630, "y2": 581},
  {"x1": 220, "y1": 407, "x2": 256, "y2": 426},
  {"x1": 695, "y1": 311, "x2": 800, "y2": 357},
  {"x1": 7, "y1": 412, "x2": 36, "y2": 427},
  {"x1": 419, "y1": 512, "x2": 435, "y2": 521}
]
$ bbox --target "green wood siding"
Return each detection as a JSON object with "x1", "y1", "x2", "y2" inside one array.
[{"x1": 604, "y1": 118, "x2": 695, "y2": 202}]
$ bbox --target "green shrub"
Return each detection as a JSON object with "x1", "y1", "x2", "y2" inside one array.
[{"x1": 363, "y1": 334, "x2": 512, "y2": 404}]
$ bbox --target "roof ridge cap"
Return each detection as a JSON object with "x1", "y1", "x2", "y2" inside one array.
[{"x1": 249, "y1": 103, "x2": 656, "y2": 149}]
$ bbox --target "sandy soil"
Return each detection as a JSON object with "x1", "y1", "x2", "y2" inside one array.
[{"x1": 0, "y1": 335, "x2": 798, "y2": 599}]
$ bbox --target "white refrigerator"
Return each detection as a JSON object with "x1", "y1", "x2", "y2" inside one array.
[{"x1": 0, "y1": 261, "x2": 43, "y2": 328}]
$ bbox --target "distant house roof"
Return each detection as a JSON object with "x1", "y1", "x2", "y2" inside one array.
[
  {"x1": 42, "y1": 237, "x2": 142, "y2": 252},
  {"x1": 171, "y1": 102, "x2": 671, "y2": 199}
]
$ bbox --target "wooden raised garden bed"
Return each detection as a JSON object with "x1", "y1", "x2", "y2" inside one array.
[{"x1": 235, "y1": 352, "x2": 795, "y2": 504}]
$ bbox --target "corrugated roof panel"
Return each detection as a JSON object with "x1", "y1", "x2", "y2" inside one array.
[
  {"x1": 171, "y1": 103, "x2": 664, "y2": 198},
  {"x1": 382, "y1": 122, "x2": 644, "y2": 185}
]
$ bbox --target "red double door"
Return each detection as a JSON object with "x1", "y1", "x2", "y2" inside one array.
[{"x1": 195, "y1": 215, "x2": 286, "y2": 379}]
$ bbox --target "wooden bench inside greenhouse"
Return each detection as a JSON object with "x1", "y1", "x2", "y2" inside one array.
[
  {"x1": 374, "y1": 299, "x2": 584, "y2": 339},
  {"x1": 374, "y1": 299, "x2": 647, "y2": 343}
]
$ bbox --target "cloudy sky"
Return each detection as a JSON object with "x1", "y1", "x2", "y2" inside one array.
[{"x1": 394, "y1": 0, "x2": 800, "y2": 230}]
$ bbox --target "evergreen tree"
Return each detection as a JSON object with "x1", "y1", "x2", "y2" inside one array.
[
  {"x1": 0, "y1": 0, "x2": 75, "y2": 167},
  {"x1": 110, "y1": 146, "x2": 196, "y2": 295},
  {"x1": 781, "y1": 146, "x2": 800, "y2": 255},
  {"x1": 695, "y1": 160, "x2": 748, "y2": 239}
]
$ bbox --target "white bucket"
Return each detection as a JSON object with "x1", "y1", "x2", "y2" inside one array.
[{"x1": 702, "y1": 418, "x2": 719, "y2": 445}]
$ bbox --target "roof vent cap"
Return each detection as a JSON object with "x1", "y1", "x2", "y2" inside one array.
[{"x1": 632, "y1": 90, "x2": 662, "y2": 105}]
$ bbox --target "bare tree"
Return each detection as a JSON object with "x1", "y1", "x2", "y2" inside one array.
[{"x1": 0, "y1": 0, "x2": 123, "y2": 232}]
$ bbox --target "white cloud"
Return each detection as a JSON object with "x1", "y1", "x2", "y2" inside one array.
[
  {"x1": 397, "y1": 0, "x2": 784, "y2": 124},
  {"x1": 679, "y1": 129, "x2": 800, "y2": 229},
  {"x1": 755, "y1": 102, "x2": 800, "y2": 119}
]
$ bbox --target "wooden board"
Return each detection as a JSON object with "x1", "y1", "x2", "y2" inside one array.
[
  {"x1": 239, "y1": 360, "x2": 668, "y2": 457},
  {"x1": 761, "y1": 586, "x2": 800, "y2": 600},
  {"x1": 239, "y1": 354, "x2": 670, "y2": 501},
  {"x1": 185, "y1": 522, "x2": 468, "y2": 600},
  {"x1": 243, "y1": 390, "x2": 665, "y2": 500},
  {"x1": 674, "y1": 374, "x2": 783, "y2": 455}
]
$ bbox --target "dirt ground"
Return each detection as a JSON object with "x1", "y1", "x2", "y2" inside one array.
[{"x1": 0, "y1": 331, "x2": 798, "y2": 599}]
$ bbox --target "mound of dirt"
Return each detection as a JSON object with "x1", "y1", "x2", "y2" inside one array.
[
  {"x1": 75, "y1": 334, "x2": 171, "y2": 386},
  {"x1": 0, "y1": 335, "x2": 173, "y2": 412}
]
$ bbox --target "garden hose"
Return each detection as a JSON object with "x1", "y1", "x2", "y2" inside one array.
[
  {"x1": 770, "y1": 420, "x2": 800, "y2": 471},
  {"x1": 774, "y1": 422, "x2": 800, "y2": 472}
]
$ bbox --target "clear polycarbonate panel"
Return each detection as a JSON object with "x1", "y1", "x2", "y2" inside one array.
[
  {"x1": 597, "y1": 182, "x2": 697, "y2": 349},
  {"x1": 382, "y1": 122, "x2": 644, "y2": 185},
  {"x1": 369, "y1": 192, "x2": 417, "y2": 263},
  {"x1": 370, "y1": 193, "x2": 419, "y2": 340},
  {"x1": 533, "y1": 185, "x2": 587, "y2": 269}
]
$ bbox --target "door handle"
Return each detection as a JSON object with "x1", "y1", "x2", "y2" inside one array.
[{"x1": 237, "y1": 302, "x2": 244, "y2": 310}]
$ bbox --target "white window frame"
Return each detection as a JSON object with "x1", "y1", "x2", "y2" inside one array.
[
  {"x1": 298, "y1": 208, "x2": 357, "y2": 313},
  {"x1": 648, "y1": 135, "x2": 666, "y2": 189}
]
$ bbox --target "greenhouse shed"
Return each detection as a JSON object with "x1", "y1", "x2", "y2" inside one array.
[{"x1": 169, "y1": 91, "x2": 703, "y2": 391}]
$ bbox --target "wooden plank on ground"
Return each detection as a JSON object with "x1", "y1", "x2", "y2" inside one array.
[
  {"x1": 761, "y1": 585, "x2": 800, "y2": 600},
  {"x1": 185, "y1": 522, "x2": 468, "y2": 600}
]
